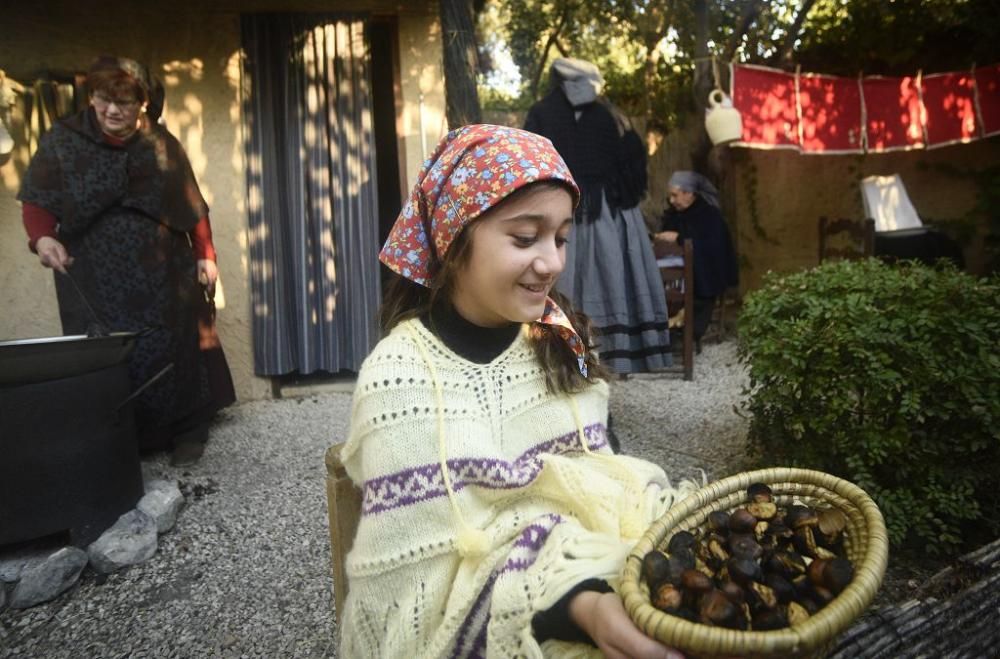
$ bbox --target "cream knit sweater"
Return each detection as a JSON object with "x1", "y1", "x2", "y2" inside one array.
[{"x1": 339, "y1": 319, "x2": 695, "y2": 658}]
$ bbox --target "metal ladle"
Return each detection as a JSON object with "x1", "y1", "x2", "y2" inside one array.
[{"x1": 60, "y1": 268, "x2": 110, "y2": 337}]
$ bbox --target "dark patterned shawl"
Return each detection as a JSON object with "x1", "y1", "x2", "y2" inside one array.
[{"x1": 18, "y1": 107, "x2": 207, "y2": 235}]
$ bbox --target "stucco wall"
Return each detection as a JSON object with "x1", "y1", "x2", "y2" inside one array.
[
  {"x1": 479, "y1": 108, "x2": 998, "y2": 296},
  {"x1": 0, "y1": 2, "x2": 443, "y2": 401},
  {"x1": 729, "y1": 138, "x2": 999, "y2": 292}
]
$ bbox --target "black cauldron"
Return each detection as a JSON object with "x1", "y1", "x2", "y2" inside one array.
[{"x1": 0, "y1": 333, "x2": 144, "y2": 547}]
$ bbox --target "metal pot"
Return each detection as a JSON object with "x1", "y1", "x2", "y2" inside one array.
[
  {"x1": 0, "y1": 332, "x2": 144, "y2": 547},
  {"x1": 0, "y1": 331, "x2": 137, "y2": 386}
]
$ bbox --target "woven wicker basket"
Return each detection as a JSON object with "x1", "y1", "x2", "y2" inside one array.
[{"x1": 621, "y1": 467, "x2": 889, "y2": 659}]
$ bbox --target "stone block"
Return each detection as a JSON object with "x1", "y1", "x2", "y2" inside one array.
[
  {"x1": 87, "y1": 510, "x2": 158, "y2": 574},
  {"x1": 138, "y1": 480, "x2": 184, "y2": 533},
  {"x1": 9, "y1": 547, "x2": 87, "y2": 609}
]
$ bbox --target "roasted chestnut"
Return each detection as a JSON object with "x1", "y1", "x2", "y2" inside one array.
[
  {"x1": 806, "y1": 557, "x2": 830, "y2": 587},
  {"x1": 728, "y1": 533, "x2": 763, "y2": 561},
  {"x1": 748, "y1": 581, "x2": 778, "y2": 610},
  {"x1": 765, "y1": 550, "x2": 807, "y2": 580},
  {"x1": 707, "y1": 510, "x2": 731, "y2": 534},
  {"x1": 729, "y1": 508, "x2": 758, "y2": 534},
  {"x1": 817, "y1": 509, "x2": 847, "y2": 545},
  {"x1": 700, "y1": 589, "x2": 744, "y2": 630},
  {"x1": 706, "y1": 536, "x2": 730, "y2": 564},
  {"x1": 652, "y1": 582, "x2": 684, "y2": 612},
  {"x1": 727, "y1": 556, "x2": 762, "y2": 586},
  {"x1": 785, "y1": 505, "x2": 818, "y2": 530},
  {"x1": 752, "y1": 608, "x2": 787, "y2": 630},
  {"x1": 823, "y1": 557, "x2": 855, "y2": 595},
  {"x1": 681, "y1": 568, "x2": 714, "y2": 594},
  {"x1": 642, "y1": 550, "x2": 671, "y2": 588},
  {"x1": 746, "y1": 501, "x2": 778, "y2": 521},
  {"x1": 643, "y1": 490, "x2": 856, "y2": 634},
  {"x1": 765, "y1": 573, "x2": 796, "y2": 604},
  {"x1": 671, "y1": 546, "x2": 696, "y2": 570},
  {"x1": 719, "y1": 580, "x2": 746, "y2": 606},
  {"x1": 667, "y1": 530, "x2": 697, "y2": 555},
  {"x1": 747, "y1": 482, "x2": 774, "y2": 503},
  {"x1": 792, "y1": 525, "x2": 819, "y2": 557}
]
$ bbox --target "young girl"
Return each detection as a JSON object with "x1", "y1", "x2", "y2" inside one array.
[{"x1": 338, "y1": 125, "x2": 692, "y2": 658}]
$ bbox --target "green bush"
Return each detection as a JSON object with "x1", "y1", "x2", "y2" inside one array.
[{"x1": 738, "y1": 259, "x2": 1000, "y2": 553}]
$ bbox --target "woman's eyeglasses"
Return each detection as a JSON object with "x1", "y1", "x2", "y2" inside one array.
[{"x1": 92, "y1": 93, "x2": 140, "y2": 111}]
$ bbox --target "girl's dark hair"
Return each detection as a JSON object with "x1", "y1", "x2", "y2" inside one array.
[{"x1": 379, "y1": 181, "x2": 608, "y2": 394}]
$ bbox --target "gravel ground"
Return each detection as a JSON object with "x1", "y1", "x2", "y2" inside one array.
[{"x1": 0, "y1": 340, "x2": 750, "y2": 659}]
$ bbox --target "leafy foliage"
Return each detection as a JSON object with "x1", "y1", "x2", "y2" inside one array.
[
  {"x1": 738, "y1": 259, "x2": 1000, "y2": 554},
  {"x1": 794, "y1": 0, "x2": 1000, "y2": 76},
  {"x1": 923, "y1": 162, "x2": 1000, "y2": 275},
  {"x1": 477, "y1": 0, "x2": 1000, "y2": 129}
]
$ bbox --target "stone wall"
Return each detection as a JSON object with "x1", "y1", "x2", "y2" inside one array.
[{"x1": 0, "y1": 1, "x2": 444, "y2": 401}]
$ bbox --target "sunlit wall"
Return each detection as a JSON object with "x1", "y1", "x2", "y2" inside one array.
[{"x1": 0, "y1": 0, "x2": 444, "y2": 400}]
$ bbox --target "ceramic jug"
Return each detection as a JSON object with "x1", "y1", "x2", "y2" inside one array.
[{"x1": 704, "y1": 89, "x2": 742, "y2": 145}]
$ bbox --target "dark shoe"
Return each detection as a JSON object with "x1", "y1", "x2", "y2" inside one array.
[{"x1": 171, "y1": 440, "x2": 205, "y2": 467}]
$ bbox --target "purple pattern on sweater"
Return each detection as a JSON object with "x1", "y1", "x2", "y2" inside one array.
[
  {"x1": 451, "y1": 515, "x2": 564, "y2": 658},
  {"x1": 361, "y1": 424, "x2": 607, "y2": 516}
]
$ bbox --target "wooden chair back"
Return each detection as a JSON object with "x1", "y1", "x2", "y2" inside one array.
[
  {"x1": 819, "y1": 216, "x2": 875, "y2": 263},
  {"x1": 654, "y1": 239, "x2": 694, "y2": 381},
  {"x1": 325, "y1": 442, "x2": 361, "y2": 627}
]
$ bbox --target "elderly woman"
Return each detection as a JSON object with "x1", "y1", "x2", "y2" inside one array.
[
  {"x1": 654, "y1": 171, "x2": 738, "y2": 346},
  {"x1": 18, "y1": 56, "x2": 234, "y2": 466}
]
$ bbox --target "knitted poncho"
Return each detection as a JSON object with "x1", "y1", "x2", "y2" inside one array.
[{"x1": 339, "y1": 319, "x2": 696, "y2": 657}]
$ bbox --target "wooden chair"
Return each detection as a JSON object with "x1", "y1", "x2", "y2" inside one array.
[
  {"x1": 818, "y1": 216, "x2": 875, "y2": 263},
  {"x1": 701, "y1": 288, "x2": 739, "y2": 345},
  {"x1": 653, "y1": 239, "x2": 695, "y2": 381},
  {"x1": 325, "y1": 442, "x2": 362, "y2": 627}
]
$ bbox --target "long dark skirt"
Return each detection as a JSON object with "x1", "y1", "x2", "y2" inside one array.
[{"x1": 55, "y1": 208, "x2": 235, "y2": 452}]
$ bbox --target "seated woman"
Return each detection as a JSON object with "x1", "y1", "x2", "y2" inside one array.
[
  {"x1": 337, "y1": 124, "x2": 694, "y2": 658},
  {"x1": 653, "y1": 171, "x2": 738, "y2": 347}
]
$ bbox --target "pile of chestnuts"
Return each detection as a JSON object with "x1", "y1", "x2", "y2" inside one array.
[{"x1": 642, "y1": 483, "x2": 855, "y2": 631}]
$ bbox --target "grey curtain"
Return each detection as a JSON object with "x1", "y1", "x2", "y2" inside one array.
[{"x1": 241, "y1": 14, "x2": 381, "y2": 375}]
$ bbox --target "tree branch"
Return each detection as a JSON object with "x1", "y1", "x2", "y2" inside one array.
[
  {"x1": 774, "y1": 0, "x2": 817, "y2": 66},
  {"x1": 529, "y1": 8, "x2": 570, "y2": 100},
  {"x1": 554, "y1": 37, "x2": 569, "y2": 58},
  {"x1": 725, "y1": 0, "x2": 768, "y2": 60}
]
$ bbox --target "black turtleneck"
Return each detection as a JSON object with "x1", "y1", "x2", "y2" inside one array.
[{"x1": 420, "y1": 302, "x2": 522, "y2": 363}]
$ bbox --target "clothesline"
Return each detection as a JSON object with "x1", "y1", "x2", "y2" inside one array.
[{"x1": 727, "y1": 61, "x2": 1000, "y2": 154}]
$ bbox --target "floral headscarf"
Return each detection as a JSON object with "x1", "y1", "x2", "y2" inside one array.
[{"x1": 380, "y1": 124, "x2": 589, "y2": 375}]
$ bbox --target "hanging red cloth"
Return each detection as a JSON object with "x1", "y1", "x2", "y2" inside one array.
[
  {"x1": 862, "y1": 76, "x2": 925, "y2": 152},
  {"x1": 731, "y1": 65, "x2": 799, "y2": 149},
  {"x1": 975, "y1": 64, "x2": 1000, "y2": 137},
  {"x1": 922, "y1": 71, "x2": 979, "y2": 147},
  {"x1": 798, "y1": 73, "x2": 864, "y2": 154}
]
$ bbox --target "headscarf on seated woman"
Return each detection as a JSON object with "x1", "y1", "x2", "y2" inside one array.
[{"x1": 660, "y1": 171, "x2": 738, "y2": 299}]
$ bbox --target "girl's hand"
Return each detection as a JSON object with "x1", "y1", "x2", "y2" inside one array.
[
  {"x1": 569, "y1": 591, "x2": 685, "y2": 659},
  {"x1": 197, "y1": 259, "x2": 218, "y2": 296},
  {"x1": 654, "y1": 231, "x2": 679, "y2": 243},
  {"x1": 35, "y1": 236, "x2": 74, "y2": 273}
]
